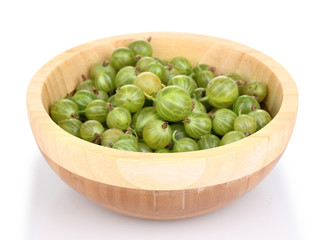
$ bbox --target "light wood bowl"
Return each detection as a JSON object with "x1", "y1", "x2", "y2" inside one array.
[{"x1": 26, "y1": 32, "x2": 298, "y2": 220}]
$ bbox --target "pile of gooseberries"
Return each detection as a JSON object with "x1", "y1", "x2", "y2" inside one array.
[{"x1": 50, "y1": 37, "x2": 272, "y2": 152}]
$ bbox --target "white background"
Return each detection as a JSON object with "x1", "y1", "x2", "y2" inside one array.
[{"x1": 1, "y1": 0, "x2": 324, "y2": 239}]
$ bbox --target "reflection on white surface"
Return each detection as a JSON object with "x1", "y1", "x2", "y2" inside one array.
[{"x1": 25, "y1": 157, "x2": 302, "y2": 240}]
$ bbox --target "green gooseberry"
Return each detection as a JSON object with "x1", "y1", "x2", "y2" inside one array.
[
  {"x1": 101, "y1": 128, "x2": 124, "y2": 147},
  {"x1": 80, "y1": 120, "x2": 104, "y2": 144},
  {"x1": 72, "y1": 90, "x2": 97, "y2": 110},
  {"x1": 143, "y1": 120, "x2": 172, "y2": 150},
  {"x1": 206, "y1": 76, "x2": 239, "y2": 108},
  {"x1": 192, "y1": 88, "x2": 213, "y2": 111},
  {"x1": 111, "y1": 47, "x2": 135, "y2": 70},
  {"x1": 164, "y1": 64, "x2": 180, "y2": 85},
  {"x1": 248, "y1": 109, "x2": 272, "y2": 130},
  {"x1": 94, "y1": 72, "x2": 115, "y2": 92},
  {"x1": 170, "y1": 56, "x2": 193, "y2": 75},
  {"x1": 168, "y1": 75, "x2": 197, "y2": 96},
  {"x1": 133, "y1": 107, "x2": 162, "y2": 137},
  {"x1": 135, "y1": 56, "x2": 156, "y2": 72},
  {"x1": 224, "y1": 72, "x2": 246, "y2": 95},
  {"x1": 197, "y1": 134, "x2": 220, "y2": 150},
  {"x1": 146, "y1": 62, "x2": 167, "y2": 83},
  {"x1": 134, "y1": 72, "x2": 162, "y2": 96},
  {"x1": 120, "y1": 133, "x2": 138, "y2": 145},
  {"x1": 170, "y1": 123, "x2": 189, "y2": 140},
  {"x1": 115, "y1": 84, "x2": 145, "y2": 113},
  {"x1": 211, "y1": 108, "x2": 237, "y2": 136},
  {"x1": 220, "y1": 131, "x2": 246, "y2": 146},
  {"x1": 138, "y1": 142, "x2": 152, "y2": 152},
  {"x1": 85, "y1": 100, "x2": 109, "y2": 124},
  {"x1": 232, "y1": 95, "x2": 260, "y2": 115},
  {"x1": 113, "y1": 139, "x2": 139, "y2": 152},
  {"x1": 115, "y1": 66, "x2": 139, "y2": 88},
  {"x1": 243, "y1": 80, "x2": 268, "y2": 102},
  {"x1": 153, "y1": 57, "x2": 169, "y2": 66},
  {"x1": 234, "y1": 114, "x2": 257, "y2": 136},
  {"x1": 191, "y1": 99, "x2": 206, "y2": 113},
  {"x1": 128, "y1": 39, "x2": 153, "y2": 57},
  {"x1": 183, "y1": 112, "x2": 212, "y2": 139},
  {"x1": 107, "y1": 94, "x2": 116, "y2": 107},
  {"x1": 50, "y1": 99, "x2": 79, "y2": 123},
  {"x1": 196, "y1": 70, "x2": 215, "y2": 88},
  {"x1": 96, "y1": 90, "x2": 109, "y2": 102},
  {"x1": 154, "y1": 149, "x2": 171, "y2": 153},
  {"x1": 76, "y1": 75, "x2": 95, "y2": 92},
  {"x1": 58, "y1": 118, "x2": 82, "y2": 138},
  {"x1": 151, "y1": 86, "x2": 192, "y2": 122},
  {"x1": 172, "y1": 137, "x2": 199, "y2": 152},
  {"x1": 90, "y1": 60, "x2": 116, "y2": 82},
  {"x1": 106, "y1": 106, "x2": 132, "y2": 130},
  {"x1": 193, "y1": 63, "x2": 213, "y2": 76}
]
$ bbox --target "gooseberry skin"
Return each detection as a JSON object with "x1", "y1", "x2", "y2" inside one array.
[
  {"x1": 193, "y1": 64, "x2": 212, "y2": 76},
  {"x1": 198, "y1": 134, "x2": 221, "y2": 150},
  {"x1": 172, "y1": 138, "x2": 199, "y2": 152},
  {"x1": 248, "y1": 109, "x2": 272, "y2": 130},
  {"x1": 170, "y1": 124, "x2": 189, "y2": 140},
  {"x1": 154, "y1": 149, "x2": 171, "y2": 153},
  {"x1": 143, "y1": 120, "x2": 172, "y2": 150},
  {"x1": 134, "y1": 72, "x2": 162, "y2": 96},
  {"x1": 85, "y1": 100, "x2": 109, "y2": 124},
  {"x1": 72, "y1": 90, "x2": 97, "y2": 110},
  {"x1": 191, "y1": 99, "x2": 207, "y2": 113},
  {"x1": 106, "y1": 107, "x2": 132, "y2": 131},
  {"x1": 138, "y1": 143, "x2": 152, "y2": 152},
  {"x1": 212, "y1": 108, "x2": 237, "y2": 136},
  {"x1": 90, "y1": 60, "x2": 116, "y2": 82},
  {"x1": 170, "y1": 56, "x2": 193, "y2": 75},
  {"x1": 135, "y1": 57, "x2": 156, "y2": 72},
  {"x1": 234, "y1": 114, "x2": 257, "y2": 136},
  {"x1": 196, "y1": 70, "x2": 215, "y2": 88},
  {"x1": 115, "y1": 85, "x2": 145, "y2": 113},
  {"x1": 146, "y1": 62, "x2": 167, "y2": 83},
  {"x1": 113, "y1": 139, "x2": 139, "y2": 152},
  {"x1": 107, "y1": 94, "x2": 116, "y2": 107},
  {"x1": 120, "y1": 133, "x2": 138, "y2": 144},
  {"x1": 167, "y1": 75, "x2": 197, "y2": 96},
  {"x1": 128, "y1": 39, "x2": 153, "y2": 57},
  {"x1": 224, "y1": 72, "x2": 246, "y2": 95},
  {"x1": 77, "y1": 79, "x2": 94, "y2": 92},
  {"x1": 101, "y1": 128, "x2": 124, "y2": 147},
  {"x1": 111, "y1": 47, "x2": 135, "y2": 70},
  {"x1": 96, "y1": 90, "x2": 109, "y2": 102},
  {"x1": 243, "y1": 80, "x2": 268, "y2": 102},
  {"x1": 154, "y1": 86, "x2": 192, "y2": 122},
  {"x1": 133, "y1": 107, "x2": 162, "y2": 137},
  {"x1": 206, "y1": 76, "x2": 239, "y2": 108},
  {"x1": 220, "y1": 131, "x2": 246, "y2": 146},
  {"x1": 232, "y1": 95, "x2": 261, "y2": 115},
  {"x1": 50, "y1": 99, "x2": 79, "y2": 124},
  {"x1": 183, "y1": 112, "x2": 212, "y2": 139},
  {"x1": 80, "y1": 120, "x2": 104, "y2": 144},
  {"x1": 58, "y1": 118, "x2": 83, "y2": 138},
  {"x1": 115, "y1": 66, "x2": 138, "y2": 88},
  {"x1": 94, "y1": 72, "x2": 115, "y2": 92}
]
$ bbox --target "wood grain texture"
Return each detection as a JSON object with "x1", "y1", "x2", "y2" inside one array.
[{"x1": 26, "y1": 32, "x2": 298, "y2": 219}]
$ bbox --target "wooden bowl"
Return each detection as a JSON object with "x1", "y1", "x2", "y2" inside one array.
[{"x1": 26, "y1": 32, "x2": 298, "y2": 220}]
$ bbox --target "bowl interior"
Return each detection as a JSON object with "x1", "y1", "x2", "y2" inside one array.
[{"x1": 40, "y1": 34, "x2": 283, "y2": 118}]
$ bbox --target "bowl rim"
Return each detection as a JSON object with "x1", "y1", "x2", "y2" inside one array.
[{"x1": 26, "y1": 32, "x2": 298, "y2": 189}]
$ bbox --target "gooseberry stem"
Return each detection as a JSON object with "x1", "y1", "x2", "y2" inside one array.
[
  {"x1": 171, "y1": 130, "x2": 178, "y2": 143},
  {"x1": 125, "y1": 127, "x2": 139, "y2": 139},
  {"x1": 81, "y1": 74, "x2": 87, "y2": 81},
  {"x1": 198, "y1": 96, "x2": 209, "y2": 102},
  {"x1": 102, "y1": 60, "x2": 109, "y2": 67},
  {"x1": 92, "y1": 133, "x2": 102, "y2": 144},
  {"x1": 106, "y1": 103, "x2": 114, "y2": 111},
  {"x1": 208, "y1": 113, "x2": 215, "y2": 119},
  {"x1": 143, "y1": 91, "x2": 158, "y2": 102},
  {"x1": 161, "y1": 122, "x2": 168, "y2": 129},
  {"x1": 71, "y1": 113, "x2": 79, "y2": 119}
]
